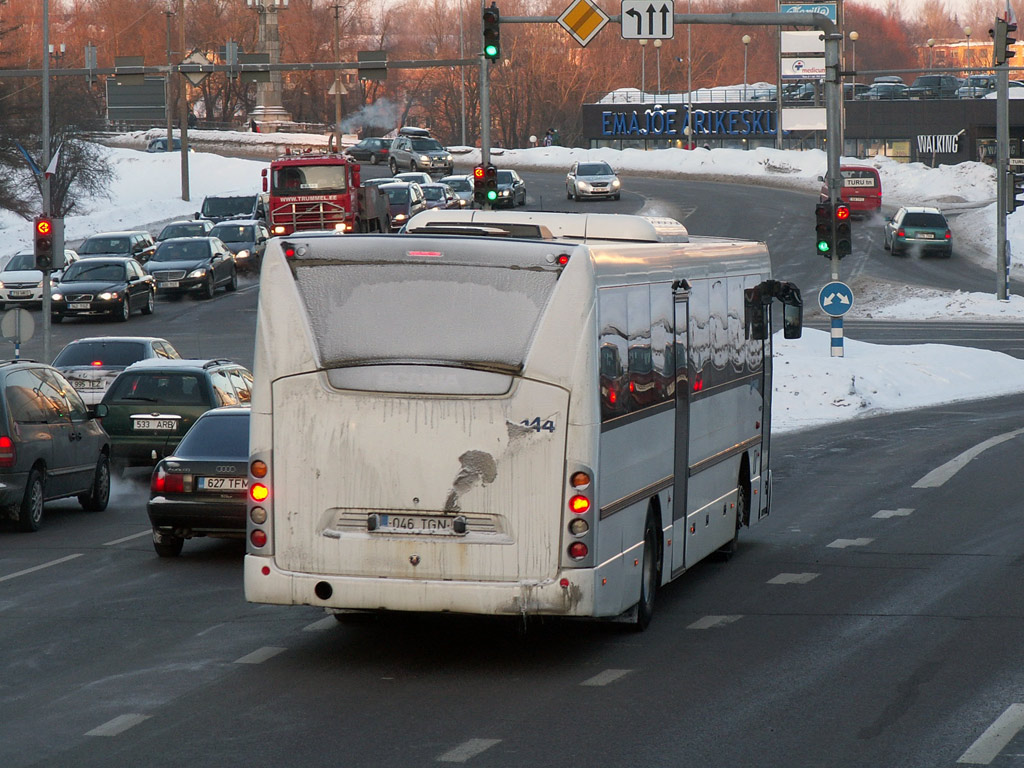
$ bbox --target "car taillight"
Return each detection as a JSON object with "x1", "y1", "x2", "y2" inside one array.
[
  {"x1": 944, "y1": 229, "x2": 951, "y2": 240},
  {"x1": 897, "y1": 228, "x2": 905, "y2": 237},
  {"x1": 0, "y1": 435, "x2": 15, "y2": 468},
  {"x1": 151, "y1": 466, "x2": 184, "y2": 493}
]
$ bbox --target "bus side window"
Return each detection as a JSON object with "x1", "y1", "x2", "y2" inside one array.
[
  {"x1": 626, "y1": 285, "x2": 652, "y2": 411},
  {"x1": 598, "y1": 288, "x2": 629, "y2": 421},
  {"x1": 651, "y1": 284, "x2": 674, "y2": 402}
]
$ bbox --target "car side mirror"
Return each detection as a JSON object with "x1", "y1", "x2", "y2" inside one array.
[{"x1": 91, "y1": 403, "x2": 108, "y2": 418}]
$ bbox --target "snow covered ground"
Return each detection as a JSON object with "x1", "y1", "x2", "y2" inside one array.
[{"x1": 1, "y1": 129, "x2": 1023, "y2": 434}]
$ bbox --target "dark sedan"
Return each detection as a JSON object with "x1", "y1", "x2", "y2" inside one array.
[
  {"x1": 344, "y1": 137, "x2": 392, "y2": 165},
  {"x1": 147, "y1": 407, "x2": 250, "y2": 557},
  {"x1": 208, "y1": 220, "x2": 269, "y2": 274},
  {"x1": 494, "y1": 169, "x2": 527, "y2": 208},
  {"x1": 144, "y1": 237, "x2": 238, "y2": 298},
  {"x1": 51, "y1": 257, "x2": 156, "y2": 322}
]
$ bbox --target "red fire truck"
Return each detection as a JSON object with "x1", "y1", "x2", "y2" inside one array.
[{"x1": 261, "y1": 150, "x2": 390, "y2": 235}]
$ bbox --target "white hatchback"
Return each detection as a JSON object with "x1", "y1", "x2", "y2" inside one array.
[{"x1": 0, "y1": 250, "x2": 78, "y2": 308}]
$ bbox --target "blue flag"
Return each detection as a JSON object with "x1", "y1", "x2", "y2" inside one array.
[{"x1": 15, "y1": 142, "x2": 42, "y2": 176}]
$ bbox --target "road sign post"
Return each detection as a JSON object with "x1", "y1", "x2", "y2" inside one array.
[{"x1": 818, "y1": 281, "x2": 854, "y2": 358}]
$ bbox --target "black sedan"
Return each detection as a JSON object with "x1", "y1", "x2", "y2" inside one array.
[
  {"x1": 51, "y1": 257, "x2": 156, "y2": 322},
  {"x1": 344, "y1": 136, "x2": 392, "y2": 165},
  {"x1": 144, "y1": 236, "x2": 238, "y2": 298},
  {"x1": 208, "y1": 219, "x2": 269, "y2": 274},
  {"x1": 494, "y1": 169, "x2": 527, "y2": 207},
  {"x1": 147, "y1": 407, "x2": 250, "y2": 557}
]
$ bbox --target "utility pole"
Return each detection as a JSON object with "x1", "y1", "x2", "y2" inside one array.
[
  {"x1": 41, "y1": 0, "x2": 52, "y2": 364},
  {"x1": 165, "y1": 8, "x2": 175, "y2": 151},
  {"x1": 178, "y1": 0, "x2": 190, "y2": 201},
  {"x1": 333, "y1": 3, "x2": 343, "y2": 153}
]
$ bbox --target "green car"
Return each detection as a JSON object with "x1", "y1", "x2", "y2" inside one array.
[
  {"x1": 883, "y1": 206, "x2": 953, "y2": 257},
  {"x1": 100, "y1": 359, "x2": 253, "y2": 469}
]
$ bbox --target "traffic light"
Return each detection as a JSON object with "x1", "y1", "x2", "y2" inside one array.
[
  {"x1": 815, "y1": 201, "x2": 832, "y2": 256},
  {"x1": 33, "y1": 215, "x2": 54, "y2": 270},
  {"x1": 1007, "y1": 169, "x2": 1024, "y2": 213},
  {"x1": 992, "y1": 17, "x2": 1018, "y2": 66},
  {"x1": 835, "y1": 203, "x2": 852, "y2": 258},
  {"x1": 473, "y1": 165, "x2": 488, "y2": 206},
  {"x1": 483, "y1": 3, "x2": 500, "y2": 61},
  {"x1": 484, "y1": 164, "x2": 498, "y2": 203}
]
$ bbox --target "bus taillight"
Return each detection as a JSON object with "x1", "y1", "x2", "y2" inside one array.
[
  {"x1": 250, "y1": 529, "x2": 268, "y2": 548},
  {"x1": 250, "y1": 483, "x2": 269, "y2": 503},
  {"x1": 570, "y1": 471, "x2": 591, "y2": 489},
  {"x1": 251, "y1": 460, "x2": 268, "y2": 478},
  {"x1": 569, "y1": 495, "x2": 590, "y2": 514},
  {"x1": 568, "y1": 542, "x2": 588, "y2": 559}
]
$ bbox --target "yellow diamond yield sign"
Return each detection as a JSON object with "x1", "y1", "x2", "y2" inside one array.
[{"x1": 558, "y1": 0, "x2": 610, "y2": 47}]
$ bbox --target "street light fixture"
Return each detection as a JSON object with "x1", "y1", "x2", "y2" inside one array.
[
  {"x1": 639, "y1": 38, "x2": 647, "y2": 96},
  {"x1": 849, "y1": 30, "x2": 858, "y2": 83},
  {"x1": 653, "y1": 38, "x2": 662, "y2": 94},
  {"x1": 964, "y1": 26, "x2": 972, "y2": 74},
  {"x1": 741, "y1": 34, "x2": 751, "y2": 100},
  {"x1": 927, "y1": 37, "x2": 936, "y2": 69}
]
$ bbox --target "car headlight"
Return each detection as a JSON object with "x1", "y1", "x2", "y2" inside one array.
[
  {"x1": 394, "y1": 213, "x2": 407, "y2": 222},
  {"x1": 0, "y1": 282, "x2": 5, "y2": 289},
  {"x1": 235, "y1": 249, "x2": 250, "y2": 260},
  {"x1": 611, "y1": 179, "x2": 621, "y2": 188},
  {"x1": 51, "y1": 293, "x2": 63, "y2": 301},
  {"x1": 419, "y1": 155, "x2": 430, "y2": 163},
  {"x1": 98, "y1": 291, "x2": 118, "y2": 300},
  {"x1": 499, "y1": 189, "x2": 510, "y2": 196},
  {"x1": 578, "y1": 181, "x2": 591, "y2": 191},
  {"x1": 187, "y1": 268, "x2": 207, "y2": 278}
]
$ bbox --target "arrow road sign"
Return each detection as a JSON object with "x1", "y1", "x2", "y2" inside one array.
[
  {"x1": 817, "y1": 280, "x2": 854, "y2": 317},
  {"x1": 620, "y1": 0, "x2": 674, "y2": 39}
]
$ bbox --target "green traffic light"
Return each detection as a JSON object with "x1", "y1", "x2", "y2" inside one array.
[
  {"x1": 486, "y1": 190, "x2": 498, "y2": 201},
  {"x1": 484, "y1": 44, "x2": 498, "y2": 58},
  {"x1": 817, "y1": 240, "x2": 830, "y2": 253}
]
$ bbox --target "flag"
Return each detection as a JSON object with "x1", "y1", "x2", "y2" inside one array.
[
  {"x1": 1007, "y1": 1, "x2": 1018, "y2": 26},
  {"x1": 44, "y1": 143, "x2": 62, "y2": 179},
  {"x1": 15, "y1": 142, "x2": 42, "y2": 176}
]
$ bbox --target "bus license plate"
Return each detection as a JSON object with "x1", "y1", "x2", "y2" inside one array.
[
  {"x1": 133, "y1": 418, "x2": 177, "y2": 431},
  {"x1": 69, "y1": 302, "x2": 90, "y2": 309},
  {"x1": 382, "y1": 514, "x2": 452, "y2": 532},
  {"x1": 198, "y1": 476, "x2": 247, "y2": 491}
]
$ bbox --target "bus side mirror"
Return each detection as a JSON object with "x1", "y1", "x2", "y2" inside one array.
[{"x1": 783, "y1": 302, "x2": 803, "y2": 339}]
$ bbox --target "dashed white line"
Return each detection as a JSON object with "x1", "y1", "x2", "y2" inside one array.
[
  {"x1": 767, "y1": 572, "x2": 819, "y2": 585},
  {"x1": 873, "y1": 508, "x2": 914, "y2": 519},
  {"x1": 580, "y1": 668, "x2": 632, "y2": 687},
  {"x1": 827, "y1": 538, "x2": 874, "y2": 549},
  {"x1": 303, "y1": 616, "x2": 337, "y2": 631},
  {"x1": 0, "y1": 554, "x2": 82, "y2": 583},
  {"x1": 687, "y1": 615, "x2": 742, "y2": 630},
  {"x1": 958, "y1": 703, "x2": 1024, "y2": 764},
  {"x1": 103, "y1": 530, "x2": 152, "y2": 546},
  {"x1": 914, "y1": 427, "x2": 1024, "y2": 489},
  {"x1": 235, "y1": 646, "x2": 286, "y2": 664},
  {"x1": 437, "y1": 738, "x2": 501, "y2": 763},
  {"x1": 85, "y1": 713, "x2": 151, "y2": 737}
]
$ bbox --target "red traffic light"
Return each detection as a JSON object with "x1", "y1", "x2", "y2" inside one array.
[
  {"x1": 835, "y1": 204, "x2": 851, "y2": 221},
  {"x1": 35, "y1": 217, "x2": 52, "y2": 236},
  {"x1": 473, "y1": 166, "x2": 485, "y2": 179}
]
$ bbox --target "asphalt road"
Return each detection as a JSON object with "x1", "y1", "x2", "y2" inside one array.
[{"x1": 2, "y1": 167, "x2": 1024, "y2": 767}]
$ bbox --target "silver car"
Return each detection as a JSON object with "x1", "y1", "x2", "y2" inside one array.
[{"x1": 566, "y1": 161, "x2": 621, "y2": 200}]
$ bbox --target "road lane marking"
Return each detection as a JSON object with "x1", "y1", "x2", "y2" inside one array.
[
  {"x1": 304, "y1": 616, "x2": 337, "y2": 631},
  {"x1": 687, "y1": 615, "x2": 742, "y2": 630},
  {"x1": 103, "y1": 530, "x2": 151, "y2": 546},
  {"x1": 85, "y1": 714, "x2": 151, "y2": 737},
  {"x1": 914, "y1": 427, "x2": 1024, "y2": 489},
  {"x1": 873, "y1": 508, "x2": 914, "y2": 519},
  {"x1": 958, "y1": 704, "x2": 1024, "y2": 764},
  {"x1": 580, "y1": 669, "x2": 632, "y2": 686},
  {"x1": 0, "y1": 554, "x2": 82, "y2": 583},
  {"x1": 235, "y1": 646, "x2": 286, "y2": 664},
  {"x1": 827, "y1": 538, "x2": 874, "y2": 549},
  {"x1": 437, "y1": 738, "x2": 501, "y2": 763},
  {"x1": 767, "y1": 572, "x2": 819, "y2": 584}
]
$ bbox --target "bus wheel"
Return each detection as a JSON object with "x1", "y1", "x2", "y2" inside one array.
[
  {"x1": 635, "y1": 509, "x2": 661, "y2": 631},
  {"x1": 718, "y1": 482, "x2": 746, "y2": 560}
]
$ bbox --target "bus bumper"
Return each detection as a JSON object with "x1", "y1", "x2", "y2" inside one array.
[{"x1": 244, "y1": 555, "x2": 602, "y2": 617}]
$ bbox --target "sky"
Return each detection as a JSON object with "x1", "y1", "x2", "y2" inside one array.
[{"x1": 2, "y1": 121, "x2": 1024, "y2": 435}]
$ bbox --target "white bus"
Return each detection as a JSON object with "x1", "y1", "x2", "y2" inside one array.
[{"x1": 244, "y1": 211, "x2": 802, "y2": 628}]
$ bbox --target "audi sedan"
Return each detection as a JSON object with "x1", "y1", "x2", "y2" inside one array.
[
  {"x1": 147, "y1": 407, "x2": 251, "y2": 557},
  {"x1": 51, "y1": 257, "x2": 156, "y2": 322},
  {"x1": 566, "y1": 161, "x2": 621, "y2": 200}
]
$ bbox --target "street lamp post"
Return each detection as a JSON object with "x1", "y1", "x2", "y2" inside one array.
[
  {"x1": 927, "y1": 38, "x2": 936, "y2": 69},
  {"x1": 964, "y1": 26, "x2": 972, "y2": 75},
  {"x1": 742, "y1": 34, "x2": 751, "y2": 100},
  {"x1": 164, "y1": 9, "x2": 175, "y2": 151},
  {"x1": 849, "y1": 30, "x2": 858, "y2": 82},
  {"x1": 654, "y1": 39, "x2": 662, "y2": 94},
  {"x1": 639, "y1": 38, "x2": 647, "y2": 96},
  {"x1": 246, "y1": 0, "x2": 292, "y2": 129},
  {"x1": 686, "y1": 0, "x2": 692, "y2": 148}
]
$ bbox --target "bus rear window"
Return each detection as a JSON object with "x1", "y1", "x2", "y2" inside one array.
[{"x1": 294, "y1": 263, "x2": 558, "y2": 371}]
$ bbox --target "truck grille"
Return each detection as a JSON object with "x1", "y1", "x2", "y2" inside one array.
[{"x1": 271, "y1": 200, "x2": 347, "y2": 232}]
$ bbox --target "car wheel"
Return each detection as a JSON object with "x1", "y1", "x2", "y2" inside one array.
[
  {"x1": 226, "y1": 268, "x2": 238, "y2": 292},
  {"x1": 613, "y1": 193, "x2": 621, "y2": 201},
  {"x1": 633, "y1": 508, "x2": 661, "y2": 631},
  {"x1": 142, "y1": 290, "x2": 155, "y2": 315},
  {"x1": 51, "y1": 314, "x2": 63, "y2": 323},
  {"x1": 883, "y1": 232, "x2": 891, "y2": 251},
  {"x1": 388, "y1": 158, "x2": 398, "y2": 175},
  {"x1": 202, "y1": 275, "x2": 215, "y2": 300},
  {"x1": 17, "y1": 468, "x2": 44, "y2": 532},
  {"x1": 153, "y1": 531, "x2": 184, "y2": 558},
  {"x1": 567, "y1": 186, "x2": 573, "y2": 200},
  {"x1": 369, "y1": 153, "x2": 379, "y2": 165},
  {"x1": 78, "y1": 454, "x2": 111, "y2": 512},
  {"x1": 116, "y1": 297, "x2": 130, "y2": 322}
]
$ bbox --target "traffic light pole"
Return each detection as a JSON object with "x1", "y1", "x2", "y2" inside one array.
[
  {"x1": 41, "y1": 0, "x2": 53, "y2": 365},
  {"x1": 997, "y1": 62, "x2": 1010, "y2": 301}
]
